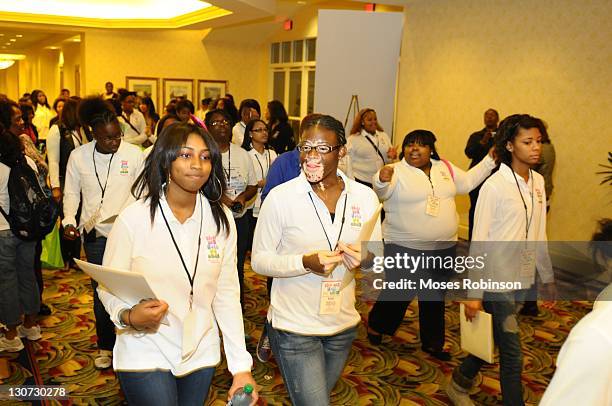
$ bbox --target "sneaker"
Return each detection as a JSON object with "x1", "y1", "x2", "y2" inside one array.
[
  {"x1": 445, "y1": 379, "x2": 475, "y2": 406},
  {"x1": 17, "y1": 324, "x2": 42, "y2": 341},
  {"x1": 256, "y1": 332, "x2": 272, "y2": 363},
  {"x1": 38, "y1": 303, "x2": 52, "y2": 316},
  {"x1": 0, "y1": 336, "x2": 24, "y2": 352},
  {"x1": 423, "y1": 347, "x2": 451, "y2": 361},
  {"x1": 94, "y1": 350, "x2": 113, "y2": 369}
]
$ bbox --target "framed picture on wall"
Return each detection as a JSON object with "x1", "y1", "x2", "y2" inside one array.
[
  {"x1": 163, "y1": 78, "x2": 194, "y2": 106},
  {"x1": 126, "y1": 76, "x2": 159, "y2": 108},
  {"x1": 197, "y1": 80, "x2": 228, "y2": 103}
]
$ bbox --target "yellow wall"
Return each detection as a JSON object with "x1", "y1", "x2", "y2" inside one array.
[
  {"x1": 0, "y1": 62, "x2": 19, "y2": 98},
  {"x1": 396, "y1": 0, "x2": 612, "y2": 240},
  {"x1": 83, "y1": 29, "x2": 267, "y2": 109},
  {"x1": 61, "y1": 41, "x2": 82, "y2": 97}
]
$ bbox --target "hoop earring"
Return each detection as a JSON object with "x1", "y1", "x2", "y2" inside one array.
[{"x1": 207, "y1": 174, "x2": 223, "y2": 202}]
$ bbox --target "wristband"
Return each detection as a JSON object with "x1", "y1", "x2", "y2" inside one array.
[{"x1": 118, "y1": 308, "x2": 130, "y2": 328}]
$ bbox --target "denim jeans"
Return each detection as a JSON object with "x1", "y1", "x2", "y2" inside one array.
[
  {"x1": 453, "y1": 292, "x2": 524, "y2": 406},
  {"x1": 117, "y1": 367, "x2": 215, "y2": 406},
  {"x1": 0, "y1": 230, "x2": 40, "y2": 326},
  {"x1": 267, "y1": 321, "x2": 357, "y2": 406},
  {"x1": 83, "y1": 236, "x2": 115, "y2": 351}
]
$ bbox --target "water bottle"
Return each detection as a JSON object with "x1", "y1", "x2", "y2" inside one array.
[{"x1": 227, "y1": 383, "x2": 254, "y2": 406}]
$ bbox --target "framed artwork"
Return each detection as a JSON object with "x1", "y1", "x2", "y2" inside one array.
[
  {"x1": 163, "y1": 78, "x2": 194, "y2": 106},
  {"x1": 126, "y1": 76, "x2": 159, "y2": 107},
  {"x1": 197, "y1": 79, "x2": 228, "y2": 103}
]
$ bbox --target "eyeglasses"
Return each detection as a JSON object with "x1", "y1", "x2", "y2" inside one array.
[
  {"x1": 210, "y1": 119, "x2": 230, "y2": 127},
  {"x1": 251, "y1": 128, "x2": 268, "y2": 133},
  {"x1": 297, "y1": 144, "x2": 342, "y2": 154}
]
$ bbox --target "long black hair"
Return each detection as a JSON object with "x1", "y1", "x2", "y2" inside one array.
[
  {"x1": 241, "y1": 119, "x2": 269, "y2": 151},
  {"x1": 31, "y1": 89, "x2": 50, "y2": 110},
  {"x1": 399, "y1": 130, "x2": 441, "y2": 160},
  {"x1": 495, "y1": 114, "x2": 544, "y2": 166},
  {"x1": 267, "y1": 100, "x2": 288, "y2": 126},
  {"x1": 132, "y1": 122, "x2": 229, "y2": 235}
]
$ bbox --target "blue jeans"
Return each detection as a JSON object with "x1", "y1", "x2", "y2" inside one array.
[
  {"x1": 83, "y1": 236, "x2": 115, "y2": 351},
  {"x1": 453, "y1": 292, "x2": 524, "y2": 406},
  {"x1": 267, "y1": 321, "x2": 357, "y2": 406},
  {"x1": 0, "y1": 230, "x2": 39, "y2": 326},
  {"x1": 117, "y1": 367, "x2": 215, "y2": 406}
]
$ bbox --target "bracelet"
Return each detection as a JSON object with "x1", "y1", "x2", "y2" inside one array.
[
  {"x1": 118, "y1": 308, "x2": 130, "y2": 328},
  {"x1": 128, "y1": 306, "x2": 143, "y2": 332}
]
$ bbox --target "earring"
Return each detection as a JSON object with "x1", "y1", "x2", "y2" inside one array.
[{"x1": 207, "y1": 174, "x2": 223, "y2": 202}]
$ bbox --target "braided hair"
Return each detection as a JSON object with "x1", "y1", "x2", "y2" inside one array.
[
  {"x1": 78, "y1": 96, "x2": 118, "y2": 131},
  {"x1": 300, "y1": 114, "x2": 346, "y2": 146}
]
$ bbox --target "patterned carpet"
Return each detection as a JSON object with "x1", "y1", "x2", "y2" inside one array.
[{"x1": 1, "y1": 259, "x2": 592, "y2": 405}]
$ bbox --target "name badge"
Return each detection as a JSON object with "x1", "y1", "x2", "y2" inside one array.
[
  {"x1": 319, "y1": 280, "x2": 342, "y2": 315},
  {"x1": 520, "y1": 248, "x2": 536, "y2": 278},
  {"x1": 83, "y1": 207, "x2": 102, "y2": 233},
  {"x1": 425, "y1": 195, "x2": 440, "y2": 217}
]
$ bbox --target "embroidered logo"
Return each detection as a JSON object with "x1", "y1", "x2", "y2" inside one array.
[
  {"x1": 120, "y1": 160, "x2": 129, "y2": 175},
  {"x1": 535, "y1": 188, "x2": 543, "y2": 204},
  {"x1": 206, "y1": 235, "x2": 221, "y2": 262},
  {"x1": 350, "y1": 205, "x2": 362, "y2": 228}
]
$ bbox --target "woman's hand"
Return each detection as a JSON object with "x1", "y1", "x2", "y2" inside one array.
[
  {"x1": 337, "y1": 241, "x2": 361, "y2": 270},
  {"x1": 228, "y1": 371, "x2": 258, "y2": 405},
  {"x1": 488, "y1": 145, "x2": 496, "y2": 160},
  {"x1": 303, "y1": 251, "x2": 343, "y2": 276},
  {"x1": 257, "y1": 179, "x2": 266, "y2": 189},
  {"x1": 463, "y1": 300, "x2": 483, "y2": 322},
  {"x1": 51, "y1": 187, "x2": 62, "y2": 203},
  {"x1": 379, "y1": 165, "x2": 394, "y2": 183},
  {"x1": 387, "y1": 146, "x2": 398, "y2": 160},
  {"x1": 63, "y1": 225, "x2": 80, "y2": 240},
  {"x1": 126, "y1": 299, "x2": 169, "y2": 331}
]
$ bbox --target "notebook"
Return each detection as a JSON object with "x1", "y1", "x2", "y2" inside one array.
[{"x1": 459, "y1": 303, "x2": 494, "y2": 363}]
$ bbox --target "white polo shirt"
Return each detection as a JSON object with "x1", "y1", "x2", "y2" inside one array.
[
  {"x1": 251, "y1": 170, "x2": 382, "y2": 335},
  {"x1": 221, "y1": 143, "x2": 257, "y2": 218},
  {"x1": 468, "y1": 163, "x2": 554, "y2": 297},
  {"x1": 0, "y1": 163, "x2": 9, "y2": 232},
  {"x1": 347, "y1": 129, "x2": 394, "y2": 183},
  {"x1": 232, "y1": 122, "x2": 246, "y2": 146},
  {"x1": 373, "y1": 155, "x2": 496, "y2": 248},
  {"x1": 246, "y1": 147, "x2": 277, "y2": 217},
  {"x1": 99, "y1": 195, "x2": 253, "y2": 376},
  {"x1": 62, "y1": 140, "x2": 143, "y2": 237},
  {"x1": 119, "y1": 110, "x2": 147, "y2": 146}
]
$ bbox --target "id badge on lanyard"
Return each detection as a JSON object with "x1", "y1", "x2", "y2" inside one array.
[
  {"x1": 426, "y1": 195, "x2": 440, "y2": 217},
  {"x1": 319, "y1": 280, "x2": 342, "y2": 315}
]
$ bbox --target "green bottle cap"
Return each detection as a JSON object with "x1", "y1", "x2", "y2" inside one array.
[{"x1": 244, "y1": 384, "x2": 254, "y2": 394}]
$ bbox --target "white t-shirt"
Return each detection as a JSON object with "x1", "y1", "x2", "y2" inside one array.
[
  {"x1": 99, "y1": 195, "x2": 253, "y2": 376},
  {"x1": 232, "y1": 122, "x2": 246, "y2": 146},
  {"x1": 251, "y1": 170, "x2": 382, "y2": 335},
  {"x1": 119, "y1": 110, "x2": 147, "y2": 146},
  {"x1": 246, "y1": 148, "x2": 277, "y2": 216},
  {"x1": 0, "y1": 163, "x2": 10, "y2": 232},
  {"x1": 221, "y1": 143, "x2": 257, "y2": 218},
  {"x1": 373, "y1": 156, "x2": 496, "y2": 248},
  {"x1": 62, "y1": 141, "x2": 144, "y2": 237},
  {"x1": 347, "y1": 129, "x2": 393, "y2": 183}
]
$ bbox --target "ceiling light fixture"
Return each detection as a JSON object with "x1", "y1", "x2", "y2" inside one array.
[
  {"x1": 15, "y1": 34, "x2": 23, "y2": 37},
  {"x1": 0, "y1": 60, "x2": 15, "y2": 69},
  {"x1": 9, "y1": 39, "x2": 16, "y2": 42}
]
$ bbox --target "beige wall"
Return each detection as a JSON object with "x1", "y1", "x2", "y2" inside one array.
[
  {"x1": 61, "y1": 41, "x2": 82, "y2": 97},
  {"x1": 0, "y1": 62, "x2": 19, "y2": 98},
  {"x1": 396, "y1": 0, "x2": 612, "y2": 240},
  {"x1": 83, "y1": 29, "x2": 267, "y2": 109}
]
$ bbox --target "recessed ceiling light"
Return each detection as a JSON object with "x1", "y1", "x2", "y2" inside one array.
[
  {"x1": 0, "y1": 34, "x2": 4, "y2": 37},
  {"x1": 15, "y1": 34, "x2": 23, "y2": 38},
  {"x1": 9, "y1": 39, "x2": 16, "y2": 42},
  {"x1": 5, "y1": 43, "x2": 11, "y2": 46}
]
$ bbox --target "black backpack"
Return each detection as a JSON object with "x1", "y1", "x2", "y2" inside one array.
[{"x1": 0, "y1": 159, "x2": 59, "y2": 241}]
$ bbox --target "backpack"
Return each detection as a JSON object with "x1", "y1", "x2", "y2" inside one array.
[{"x1": 0, "y1": 159, "x2": 59, "y2": 241}]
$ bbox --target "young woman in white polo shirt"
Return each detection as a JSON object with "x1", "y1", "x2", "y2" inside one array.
[
  {"x1": 447, "y1": 114, "x2": 555, "y2": 406},
  {"x1": 251, "y1": 114, "x2": 381, "y2": 405},
  {"x1": 346, "y1": 108, "x2": 397, "y2": 188},
  {"x1": 367, "y1": 130, "x2": 496, "y2": 360},
  {"x1": 98, "y1": 123, "x2": 257, "y2": 405}
]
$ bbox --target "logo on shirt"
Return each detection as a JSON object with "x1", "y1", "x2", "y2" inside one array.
[
  {"x1": 350, "y1": 205, "x2": 362, "y2": 229},
  {"x1": 120, "y1": 160, "x2": 129, "y2": 175},
  {"x1": 535, "y1": 188, "x2": 543, "y2": 204},
  {"x1": 206, "y1": 235, "x2": 221, "y2": 263},
  {"x1": 440, "y1": 170, "x2": 451, "y2": 181}
]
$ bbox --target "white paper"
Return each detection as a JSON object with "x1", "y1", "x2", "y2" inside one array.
[
  {"x1": 340, "y1": 203, "x2": 383, "y2": 289},
  {"x1": 459, "y1": 303, "x2": 494, "y2": 363},
  {"x1": 74, "y1": 258, "x2": 170, "y2": 324}
]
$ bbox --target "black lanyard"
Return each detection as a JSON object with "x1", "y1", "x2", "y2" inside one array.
[
  {"x1": 159, "y1": 194, "x2": 204, "y2": 309},
  {"x1": 364, "y1": 133, "x2": 385, "y2": 164},
  {"x1": 511, "y1": 169, "x2": 534, "y2": 240},
  {"x1": 308, "y1": 192, "x2": 348, "y2": 251},
  {"x1": 92, "y1": 147, "x2": 114, "y2": 204},
  {"x1": 253, "y1": 149, "x2": 270, "y2": 182}
]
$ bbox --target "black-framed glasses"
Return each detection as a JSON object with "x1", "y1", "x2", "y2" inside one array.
[
  {"x1": 251, "y1": 128, "x2": 268, "y2": 133},
  {"x1": 297, "y1": 144, "x2": 342, "y2": 154},
  {"x1": 210, "y1": 119, "x2": 230, "y2": 127}
]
